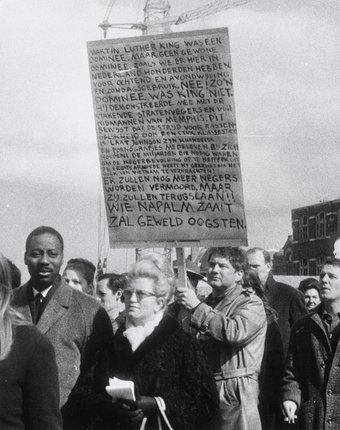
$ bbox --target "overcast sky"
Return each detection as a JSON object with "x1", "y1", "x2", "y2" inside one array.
[{"x1": 0, "y1": 0, "x2": 339, "y2": 281}]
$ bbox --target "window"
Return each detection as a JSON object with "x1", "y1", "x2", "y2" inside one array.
[
  {"x1": 299, "y1": 216, "x2": 308, "y2": 241},
  {"x1": 309, "y1": 260, "x2": 317, "y2": 276},
  {"x1": 308, "y1": 216, "x2": 316, "y2": 239},
  {"x1": 316, "y1": 212, "x2": 325, "y2": 238},
  {"x1": 300, "y1": 258, "x2": 309, "y2": 276},
  {"x1": 326, "y1": 213, "x2": 337, "y2": 235},
  {"x1": 316, "y1": 256, "x2": 325, "y2": 275}
]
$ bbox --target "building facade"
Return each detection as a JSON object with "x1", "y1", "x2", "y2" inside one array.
[{"x1": 273, "y1": 199, "x2": 340, "y2": 276}]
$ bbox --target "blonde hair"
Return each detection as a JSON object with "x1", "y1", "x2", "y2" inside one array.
[
  {"x1": 0, "y1": 254, "x2": 28, "y2": 361},
  {"x1": 128, "y1": 252, "x2": 176, "y2": 305},
  {"x1": 0, "y1": 253, "x2": 12, "y2": 288}
]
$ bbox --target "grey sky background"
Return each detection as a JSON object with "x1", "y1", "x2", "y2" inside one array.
[{"x1": 1, "y1": 0, "x2": 339, "y2": 281}]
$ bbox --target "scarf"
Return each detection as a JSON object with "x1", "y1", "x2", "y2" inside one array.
[{"x1": 123, "y1": 311, "x2": 164, "y2": 352}]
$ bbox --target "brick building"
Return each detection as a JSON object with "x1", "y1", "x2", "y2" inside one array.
[{"x1": 273, "y1": 199, "x2": 340, "y2": 276}]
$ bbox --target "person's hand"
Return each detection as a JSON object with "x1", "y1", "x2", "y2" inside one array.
[
  {"x1": 282, "y1": 400, "x2": 298, "y2": 424},
  {"x1": 115, "y1": 399, "x2": 144, "y2": 427},
  {"x1": 176, "y1": 286, "x2": 201, "y2": 310},
  {"x1": 136, "y1": 396, "x2": 158, "y2": 416}
]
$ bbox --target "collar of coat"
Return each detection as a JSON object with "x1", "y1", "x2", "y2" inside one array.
[
  {"x1": 13, "y1": 275, "x2": 74, "y2": 333},
  {"x1": 208, "y1": 283, "x2": 246, "y2": 306},
  {"x1": 110, "y1": 314, "x2": 180, "y2": 364},
  {"x1": 15, "y1": 275, "x2": 70, "y2": 304},
  {"x1": 265, "y1": 272, "x2": 275, "y2": 290}
]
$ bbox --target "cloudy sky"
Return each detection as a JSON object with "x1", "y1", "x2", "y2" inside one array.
[{"x1": 0, "y1": 0, "x2": 339, "y2": 281}]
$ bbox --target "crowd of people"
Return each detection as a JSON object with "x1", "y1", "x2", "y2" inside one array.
[{"x1": 0, "y1": 225, "x2": 340, "y2": 430}]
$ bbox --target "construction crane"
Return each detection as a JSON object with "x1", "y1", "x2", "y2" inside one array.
[
  {"x1": 97, "y1": 0, "x2": 253, "y2": 267},
  {"x1": 99, "y1": 0, "x2": 254, "y2": 37}
]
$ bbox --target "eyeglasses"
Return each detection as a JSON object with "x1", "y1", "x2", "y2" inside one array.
[{"x1": 122, "y1": 289, "x2": 160, "y2": 302}]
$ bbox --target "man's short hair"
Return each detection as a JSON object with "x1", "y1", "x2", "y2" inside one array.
[
  {"x1": 65, "y1": 258, "x2": 96, "y2": 285},
  {"x1": 26, "y1": 226, "x2": 64, "y2": 252},
  {"x1": 323, "y1": 257, "x2": 340, "y2": 270},
  {"x1": 247, "y1": 247, "x2": 271, "y2": 264},
  {"x1": 97, "y1": 273, "x2": 128, "y2": 294},
  {"x1": 207, "y1": 247, "x2": 246, "y2": 272}
]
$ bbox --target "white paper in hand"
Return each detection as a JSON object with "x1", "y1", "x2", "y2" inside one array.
[{"x1": 105, "y1": 377, "x2": 135, "y2": 402}]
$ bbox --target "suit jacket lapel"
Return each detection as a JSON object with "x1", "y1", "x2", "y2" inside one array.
[
  {"x1": 310, "y1": 311, "x2": 332, "y2": 357},
  {"x1": 36, "y1": 278, "x2": 72, "y2": 334}
]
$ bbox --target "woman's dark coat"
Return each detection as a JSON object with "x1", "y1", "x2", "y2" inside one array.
[
  {"x1": 63, "y1": 314, "x2": 219, "y2": 430},
  {"x1": 0, "y1": 324, "x2": 62, "y2": 430}
]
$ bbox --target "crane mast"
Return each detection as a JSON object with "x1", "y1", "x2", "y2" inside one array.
[
  {"x1": 99, "y1": 0, "x2": 253, "y2": 37},
  {"x1": 97, "y1": 0, "x2": 253, "y2": 265},
  {"x1": 143, "y1": 1, "x2": 172, "y2": 35}
]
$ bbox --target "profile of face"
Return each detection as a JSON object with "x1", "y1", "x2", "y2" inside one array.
[
  {"x1": 319, "y1": 264, "x2": 340, "y2": 302},
  {"x1": 25, "y1": 233, "x2": 64, "y2": 290},
  {"x1": 63, "y1": 268, "x2": 90, "y2": 293},
  {"x1": 123, "y1": 277, "x2": 165, "y2": 326},
  {"x1": 247, "y1": 251, "x2": 271, "y2": 287},
  {"x1": 207, "y1": 254, "x2": 242, "y2": 293},
  {"x1": 333, "y1": 239, "x2": 340, "y2": 259},
  {"x1": 96, "y1": 278, "x2": 122, "y2": 312},
  {"x1": 304, "y1": 288, "x2": 321, "y2": 311}
]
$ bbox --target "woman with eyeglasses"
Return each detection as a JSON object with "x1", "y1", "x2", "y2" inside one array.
[
  {"x1": 0, "y1": 253, "x2": 62, "y2": 429},
  {"x1": 63, "y1": 254, "x2": 219, "y2": 430}
]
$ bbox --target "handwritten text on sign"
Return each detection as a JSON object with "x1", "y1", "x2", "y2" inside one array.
[{"x1": 88, "y1": 28, "x2": 247, "y2": 247}]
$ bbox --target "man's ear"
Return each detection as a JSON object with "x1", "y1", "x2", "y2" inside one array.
[
  {"x1": 116, "y1": 289, "x2": 123, "y2": 300},
  {"x1": 24, "y1": 252, "x2": 28, "y2": 266},
  {"x1": 266, "y1": 262, "x2": 272, "y2": 272},
  {"x1": 88, "y1": 282, "x2": 94, "y2": 295},
  {"x1": 155, "y1": 296, "x2": 166, "y2": 312}
]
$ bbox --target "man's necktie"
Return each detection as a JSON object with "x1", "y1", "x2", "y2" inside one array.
[{"x1": 34, "y1": 293, "x2": 44, "y2": 323}]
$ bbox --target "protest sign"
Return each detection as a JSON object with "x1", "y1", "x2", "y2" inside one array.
[{"x1": 88, "y1": 27, "x2": 247, "y2": 248}]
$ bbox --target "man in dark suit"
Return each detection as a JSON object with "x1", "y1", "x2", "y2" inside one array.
[
  {"x1": 247, "y1": 247, "x2": 307, "y2": 357},
  {"x1": 13, "y1": 226, "x2": 113, "y2": 406}
]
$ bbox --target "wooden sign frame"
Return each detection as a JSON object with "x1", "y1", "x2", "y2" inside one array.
[{"x1": 88, "y1": 27, "x2": 248, "y2": 249}]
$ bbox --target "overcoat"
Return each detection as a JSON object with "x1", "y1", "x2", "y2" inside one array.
[
  {"x1": 12, "y1": 275, "x2": 113, "y2": 406},
  {"x1": 190, "y1": 284, "x2": 267, "y2": 430},
  {"x1": 0, "y1": 324, "x2": 62, "y2": 430},
  {"x1": 265, "y1": 273, "x2": 307, "y2": 356},
  {"x1": 282, "y1": 305, "x2": 340, "y2": 430},
  {"x1": 62, "y1": 314, "x2": 219, "y2": 430}
]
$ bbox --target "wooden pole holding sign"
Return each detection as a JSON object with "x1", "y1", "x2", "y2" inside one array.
[
  {"x1": 87, "y1": 27, "x2": 248, "y2": 251},
  {"x1": 176, "y1": 247, "x2": 193, "y2": 330},
  {"x1": 176, "y1": 247, "x2": 187, "y2": 291}
]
